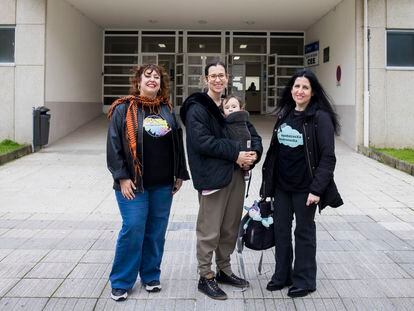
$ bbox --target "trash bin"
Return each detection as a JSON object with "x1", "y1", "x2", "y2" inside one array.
[{"x1": 33, "y1": 106, "x2": 51, "y2": 151}]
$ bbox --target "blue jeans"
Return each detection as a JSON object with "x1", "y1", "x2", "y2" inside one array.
[{"x1": 109, "y1": 185, "x2": 173, "y2": 290}]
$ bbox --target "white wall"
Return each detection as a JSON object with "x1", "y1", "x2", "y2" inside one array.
[
  {"x1": 0, "y1": 0, "x2": 16, "y2": 140},
  {"x1": 0, "y1": 0, "x2": 47, "y2": 143},
  {"x1": 45, "y1": 0, "x2": 103, "y2": 143},
  {"x1": 368, "y1": 0, "x2": 414, "y2": 148},
  {"x1": 305, "y1": 0, "x2": 357, "y2": 148},
  {"x1": 14, "y1": 0, "x2": 46, "y2": 144}
]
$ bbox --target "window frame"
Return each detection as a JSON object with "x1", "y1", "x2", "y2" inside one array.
[
  {"x1": 386, "y1": 29, "x2": 414, "y2": 71},
  {"x1": 0, "y1": 25, "x2": 15, "y2": 66}
]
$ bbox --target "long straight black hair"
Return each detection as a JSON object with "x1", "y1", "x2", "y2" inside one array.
[{"x1": 278, "y1": 68, "x2": 340, "y2": 134}]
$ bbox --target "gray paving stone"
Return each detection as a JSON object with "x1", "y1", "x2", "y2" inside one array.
[
  {"x1": 19, "y1": 238, "x2": 62, "y2": 250},
  {"x1": 13, "y1": 220, "x2": 53, "y2": 230},
  {"x1": 400, "y1": 263, "x2": 414, "y2": 277},
  {"x1": 95, "y1": 298, "x2": 147, "y2": 311},
  {"x1": 389, "y1": 298, "x2": 414, "y2": 310},
  {"x1": 43, "y1": 298, "x2": 97, "y2": 311},
  {"x1": 5, "y1": 278, "x2": 64, "y2": 297},
  {"x1": 0, "y1": 263, "x2": 33, "y2": 278},
  {"x1": 0, "y1": 238, "x2": 26, "y2": 249},
  {"x1": 195, "y1": 298, "x2": 245, "y2": 311},
  {"x1": 385, "y1": 250, "x2": 414, "y2": 263},
  {"x1": 0, "y1": 279, "x2": 19, "y2": 297},
  {"x1": 0, "y1": 297, "x2": 48, "y2": 311},
  {"x1": 80, "y1": 250, "x2": 114, "y2": 264},
  {"x1": 341, "y1": 298, "x2": 397, "y2": 311},
  {"x1": 377, "y1": 278, "x2": 414, "y2": 297},
  {"x1": 55, "y1": 238, "x2": 97, "y2": 250},
  {"x1": 53, "y1": 279, "x2": 107, "y2": 298},
  {"x1": 0, "y1": 249, "x2": 13, "y2": 262},
  {"x1": 330, "y1": 279, "x2": 386, "y2": 298},
  {"x1": 1, "y1": 249, "x2": 49, "y2": 264},
  {"x1": 26, "y1": 262, "x2": 77, "y2": 279},
  {"x1": 329, "y1": 230, "x2": 367, "y2": 241},
  {"x1": 42, "y1": 250, "x2": 87, "y2": 263},
  {"x1": 0, "y1": 220, "x2": 20, "y2": 229},
  {"x1": 0, "y1": 229, "x2": 40, "y2": 239},
  {"x1": 91, "y1": 239, "x2": 116, "y2": 251},
  {"x1": 68, "y1": 263, "x2": 111, "y2": 279}
]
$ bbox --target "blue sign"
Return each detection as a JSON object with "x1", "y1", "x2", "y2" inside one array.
[{"x1": 305, "y1": 41, "x2": 319, "y2": 67}]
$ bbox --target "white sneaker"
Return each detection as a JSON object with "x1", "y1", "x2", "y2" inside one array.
[
  {"x1": 145, "y1": 280, "x2": 162, "y2": 292},
  {"x1": 111, "y1": 288, "x2": 128, "y2": 301}
]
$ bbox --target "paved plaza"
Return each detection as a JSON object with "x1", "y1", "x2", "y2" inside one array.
[{"x1": 0, "y1": 115, "x2": 414, "y2": 310}]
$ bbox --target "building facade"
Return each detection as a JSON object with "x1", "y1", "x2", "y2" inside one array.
[{"x1": 0, "y1": 0, "x2": 413, "y2": 149}]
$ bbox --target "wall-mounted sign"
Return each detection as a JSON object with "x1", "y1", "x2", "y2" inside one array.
[
  {"x1": 323, "y1": 47, "x2": 330, "y2": 63},
  {"x1": 336, "y1": 65, "x2": 342, "y2": 86},
  {"x1": 305, "y1": 41, "x2": 319, "y2": 67}
]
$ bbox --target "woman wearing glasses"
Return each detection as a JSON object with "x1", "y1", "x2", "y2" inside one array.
[{"x1": 180, "y1": 60, "x2": 263, "y2": 300}]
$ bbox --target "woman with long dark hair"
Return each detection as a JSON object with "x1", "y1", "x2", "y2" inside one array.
[
  {"x1": 261, "y1": 68, "x2": 343, "y2": 298},
  {"x1": 107, "y1": 64, "x2": 189, "y2": 301}
]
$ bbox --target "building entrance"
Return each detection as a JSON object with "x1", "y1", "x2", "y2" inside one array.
[{"x1": 103, "y1": 30, "x2": 304, "y2": 114}]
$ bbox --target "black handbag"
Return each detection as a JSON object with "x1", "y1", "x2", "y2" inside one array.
[
  {"x1": 236, "y1": 199, "x2": 275, "y2": 277},
  {"x1": 240, "y1": 199, "x2": 275, "y2": 251}
]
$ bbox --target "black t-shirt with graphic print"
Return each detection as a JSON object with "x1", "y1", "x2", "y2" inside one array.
[
  {"x1": 142, "y1": 112, "x2": 174, "y2": 188},
  {"x1": 276, "y1": 109, "x2": 312, "y2": 192}
]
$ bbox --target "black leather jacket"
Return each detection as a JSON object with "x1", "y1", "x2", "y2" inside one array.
[
  {"x1": 260, "y1": 103, "x2": 343, "y2": 211},
  {"x1": 107, "y1": 101, "x2": 190, "y2": 192}
]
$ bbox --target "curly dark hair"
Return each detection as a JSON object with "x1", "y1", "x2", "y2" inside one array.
[{"x1": 129, "y1": 64, "x2": 170, "y2": 102}]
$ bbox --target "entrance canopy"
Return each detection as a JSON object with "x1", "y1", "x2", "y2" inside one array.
[{"x1": 65, "y1": 0, "x2": 342, "y2": 30}]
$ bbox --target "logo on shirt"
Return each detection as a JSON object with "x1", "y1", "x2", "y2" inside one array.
[
  {"x1": 143, "y1": 115, "x2": 171, "y2": 137},
  {"x1": 277, "y1": 123, "x2": 303, "y2": 148}
]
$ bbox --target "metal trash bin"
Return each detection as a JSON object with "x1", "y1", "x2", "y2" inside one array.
[{"x1": 33, "y1": 106, "x2": 51, "y2": 151}]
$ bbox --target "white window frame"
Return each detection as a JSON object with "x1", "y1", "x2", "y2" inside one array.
[
  {"x1": 385, "y1": 29, "x2": 414, "y2": 71},
  {"x1": 0, "y1": 25, "x2": 15, "y2": 66}
]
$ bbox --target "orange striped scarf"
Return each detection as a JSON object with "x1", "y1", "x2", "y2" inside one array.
[{"x1": 107, "y1": 95, "x2": 172, "y2": 183}]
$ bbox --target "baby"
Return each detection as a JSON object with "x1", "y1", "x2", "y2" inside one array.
[{"x1": 202, "y1": 95, "x2": 257, "y2": 195}]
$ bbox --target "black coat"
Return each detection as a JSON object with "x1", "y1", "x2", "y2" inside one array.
[
  {"x1": 107, "y1": 101, "x2": 190, "y2": 192},
  {"x1": 180, "y1": 92, "x2": 263, "y2": 191},
  {"x1": 260, "y1": 103, "x2": 343, "y2": 211}
]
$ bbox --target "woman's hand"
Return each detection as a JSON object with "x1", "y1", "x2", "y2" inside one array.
[
  {"x1": 306, "y1": 193, "x2": 320, "y2": 206},
  {"x1": 172, "y1": 178, "x2": 183, "y2": 195},
  {"x1": 236, "y1": 151, "x2": 256, "y2": 168},
  {"x1": 120, "y1": 179, "x2": 136, "y2": 200}
]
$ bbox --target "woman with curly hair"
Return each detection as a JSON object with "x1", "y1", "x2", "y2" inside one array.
[{"x1": 107, "y1": 64, "x2": 189, "y2": 301}]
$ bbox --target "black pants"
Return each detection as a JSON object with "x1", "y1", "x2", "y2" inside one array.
[{"x1": 271, "y1": 188, "x2": 317, "y2": 290}]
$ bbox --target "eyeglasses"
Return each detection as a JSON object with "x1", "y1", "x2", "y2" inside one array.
[{"x1": 208, "y1": 74, "x2": 227, "y2": 81}]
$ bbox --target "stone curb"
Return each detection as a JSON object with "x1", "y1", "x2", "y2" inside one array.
[
  {"x1": 358, "y1": 145, "x2": 414, "y2": 176},
  {"x1": 0, "y1": 145, "x2": 32, "y2": 166}
]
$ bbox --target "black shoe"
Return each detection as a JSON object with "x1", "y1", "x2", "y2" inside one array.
[
  {"x1": 145, "y1": 280, "x2": 161, "y2": 293},
  {"x1": 216, "y1": 270, "x2": 249, "y2": 288},
  {"x1": 198, "y1": 276, "x2": 227, "y2": 300},
  {"x1": 287, "y1": 286, "x2": 316, "y2": 298},
  {"x1": 266, "y1": 279, "x2": 293, "y2": 291},
  {"x1": 111, "y1": 288, "x2": 128, "y2": 301}
]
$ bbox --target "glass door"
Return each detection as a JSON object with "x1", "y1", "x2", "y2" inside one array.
[
  {"x1": 186, "y1": 54, "x2": 222, "y2": 96},
  {"x1": 141, "y1": 53, "x2": 158, "y2": 65},
  {"x1": 266, "y1": 53, "x2": 277, "y2": 113},
  {"x1": 175, "y1": 54, "x2": 185, "y2": 110},
  {"x1": 228, "y1": 62, "x2": 246, "y2": 101}
]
